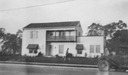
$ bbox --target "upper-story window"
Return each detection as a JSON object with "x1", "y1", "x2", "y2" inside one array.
[
  {"x1": 48, "y1": 31, "x2": 56, "y2": 36},
  {"x1": 30, "y1": 31, "x2": 38, "y2": 39},
  {"x1": 70, "y1": 31, "x2": 75, "y2": 36},
  {"x1": 59, "y1": 31, "x2": 65, "y2": 36},
  {"x1": 47, "y1": 30, "x2": 76, "y2": 38}
]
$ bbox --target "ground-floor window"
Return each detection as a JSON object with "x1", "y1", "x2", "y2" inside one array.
[
  {"x1": 77, "y1": 50, "x2": 82, "y2": 54},
  {"x1": 96, "y1": 45, "x2": 100, "y2": 53},
  {"x1": 90, "y1": 45, "x2": 101, "y2": 53},
  {"x1": 76, "y1": 44, "x2": 84, "y2": 54},
  {"x1": 29, "y1": 49, "x2": 38, "y2": 54},
  {"x1": 90, "y1": 45, "x2": 94, "y2": 53},
  {"x1": 27, "y1": 44, "x2": 39, "y2": 54}
]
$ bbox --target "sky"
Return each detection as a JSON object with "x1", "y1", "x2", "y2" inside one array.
[{"x1": 0, "y1": 0, "x2": 128, "y2": 34}]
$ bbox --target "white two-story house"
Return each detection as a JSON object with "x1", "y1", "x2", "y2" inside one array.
[
  {"x1": 22, "y1": 21, "x2": 105, "y2": 57},
  {"x1": 22, "y1": 21, "x2": 82, "y2": 56}
]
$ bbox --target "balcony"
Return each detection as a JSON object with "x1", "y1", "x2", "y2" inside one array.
[{"x1": 46, "y1": 36, "x2": 76, "y2": 42}]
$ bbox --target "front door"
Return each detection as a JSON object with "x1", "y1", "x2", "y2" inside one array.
[{"x1": 46, "y1": 43, "x2": 52, "y2": 56}]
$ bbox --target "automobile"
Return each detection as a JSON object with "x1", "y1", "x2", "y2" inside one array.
[{"x1": 98, "y1": 45, "x2": 128, "y2": 71}]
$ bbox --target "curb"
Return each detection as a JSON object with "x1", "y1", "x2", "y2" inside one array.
[{"x1": 0, "y1": 61, "x2": 98, "y2": 68}]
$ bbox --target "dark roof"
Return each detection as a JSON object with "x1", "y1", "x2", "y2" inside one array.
[{"x1": 24, "y1": 21, "x2": 80, "y2": 29}]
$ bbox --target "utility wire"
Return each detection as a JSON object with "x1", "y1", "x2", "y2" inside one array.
[{"x1": 0, "y1": 0, "x2": 75, "y2": 12}]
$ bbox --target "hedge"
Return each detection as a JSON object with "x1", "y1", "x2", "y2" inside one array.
[{"x1": 0, "y1": 55, "x2": 99, "y2": 65}]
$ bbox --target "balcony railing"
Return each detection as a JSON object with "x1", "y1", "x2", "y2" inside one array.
[{"x1": 46, "y1": 36, "x2": 76, "y2": 42}]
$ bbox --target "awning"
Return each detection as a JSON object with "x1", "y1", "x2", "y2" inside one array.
[
  {"x1": 76, "y1": 44, "x2": 84, "y2": 50},
  {"x1": 27, "y1": 44, "x2": 39, "y2": 49}
]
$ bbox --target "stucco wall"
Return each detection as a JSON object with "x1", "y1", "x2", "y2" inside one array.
[
  {"x1": 50, "y1": 42, "x2": 76, "y2": 56},
  {"x1": 22, "y1": 29, "x2": 46, "y2": 56},
  {"x1": 77, "y1": 36, "x2": 104, "y2": 57},
  {"x1": 50, "y1": 36, "x2": 104, "y2": 57}
]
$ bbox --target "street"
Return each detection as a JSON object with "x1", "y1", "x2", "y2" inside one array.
[{"x1": 0, "y1": 63, "x2": 127, "y2": 75}]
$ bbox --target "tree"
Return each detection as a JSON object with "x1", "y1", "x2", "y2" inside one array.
[
  {"x1": 103, "y1": 20, "x2": 127, "y2": 39},
  {"x1": 2, "y1": 33, "x2": 17, "y2": 54},
  {"x1": 1, "y1": 30, "x2": 22, "y2": 55},
  {"x1": 107, "y1": 30, "x2": 128, "y2": 52},
  {"x1": 87, "y1": 23, "x2": 103, "y2": 36},
  {"x1": 87, "y1": 20, "x2": 127, "y2": 39},
  {"x1": 0, "y1": 28, "x2": 5, "y2": 43},
  {"x1": 16, "y1": 30, "x2": 22, "y2": 54},
  {"x1": 113, "y1": 30, "x2": 128, "y2": 43}
]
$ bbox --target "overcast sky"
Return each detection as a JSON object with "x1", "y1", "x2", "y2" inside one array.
[{"x1": 0, "y1": 0, "x2": 128, "y2": 34}]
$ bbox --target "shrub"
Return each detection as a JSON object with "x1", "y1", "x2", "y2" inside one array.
[
  {"x1": 66, "y1": 57, "x2": 98, "y2": 65},
  {"x1": 66, "y1": 53, "x2": 73, "y2": 58},
  {"x1": 37, "y1": 52, "x2": 43, "y2": 57},
  {"x1": 0, "y1": 54, "x2": 99, "y2": 65},
  {"x1": 55, "y1": 54, "x2": 59, "y2": 58}
]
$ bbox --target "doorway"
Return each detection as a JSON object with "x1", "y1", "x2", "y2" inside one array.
[{"x1": 46, "y1": 43, "x2": 52, "y2": 56}]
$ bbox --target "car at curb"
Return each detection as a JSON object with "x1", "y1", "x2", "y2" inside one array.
[{"x1": 98, "y1": 46, "x2": 128, "y2": 71}]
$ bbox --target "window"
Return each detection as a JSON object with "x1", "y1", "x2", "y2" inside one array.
[
  {"x1": 49, "y1": 31, "x2": 55, "y2": 36},
  {"x1": 59, "y1": 31, "x2": 65, "y2": 36},
  {"x1": 56, "y1": 32, "x2": 59, "y2": 36},
  {"x1": 29, "y1": 49, "x2": 33, "y2": 53},
  {"x1": 29, "y1": 49, "x2": 37, "y2": 54},
  {"x1": 59, "y1": 32, "x2": 61, "y2": 36},
  {"x1": 49, "y1": 32, "x2": 53, "y2": 36},
  {"x1": 30, "y1": 31, "x2": 38, "y2": 39},
  {"x1": 27, "y1": 44, "x2": 38, "y2": 54},
  {"x1": 90, "y1": 45, "x2": 94, "y2": 53},
  {"x1": 53, "y1": 32, "x2": 56, "y2": 36},
  {"x1": 69, "y1": 31, "x2": 71, "y2": 36},
  {"x1": 62, "y1": 32, "x2": 65, "y2": 36},
  {"x1": 59, "y1": 45, "x2": 64, "y2": 54},
  {"x1": 30, "y1": 31, "x2": 33, "y2": 38},
  {"x1": 65, "y1": 31, "x2": 69, "y2": 36},
  {"x1": 96, "y1": 45, "x2": 100, "y2": 53},
  {"x1": 70, "y1": 31, "x2": 75, "y2": 36},
  {"x1": 77, "y1": 50, "x2": 82, "y2": 54}
]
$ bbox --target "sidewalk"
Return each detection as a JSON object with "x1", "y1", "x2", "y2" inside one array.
[{"x1": 0, "y1": 61, "x2": 98, "y2": 68}]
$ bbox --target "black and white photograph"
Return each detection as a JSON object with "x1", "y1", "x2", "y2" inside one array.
[{"x1": 0, "y1": 0, "x2": 128, "y2": 75}]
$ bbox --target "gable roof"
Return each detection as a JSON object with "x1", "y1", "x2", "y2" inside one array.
[{"x1": 24, "y1": 21, "x2": 80, "y2": 29}]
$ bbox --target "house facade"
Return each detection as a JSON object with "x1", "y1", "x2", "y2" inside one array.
[
  {"x1": 77, "y1": 36, "x2": 104, "y2": 57},
  {"x1": 22, "y1": 21, "x2": 104, "y2": 57}
]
